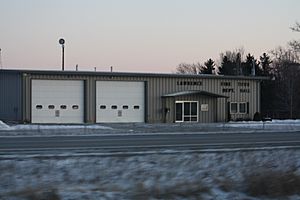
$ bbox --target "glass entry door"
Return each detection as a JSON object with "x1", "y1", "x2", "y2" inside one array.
[{"x1": 175, "y1": 101, "x2": 198, "y2": 122}]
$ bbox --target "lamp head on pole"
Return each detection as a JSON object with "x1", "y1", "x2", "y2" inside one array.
[
  {"x1": 59, "y1": 38, "x2": 65, "y2": 45},
  {"x1": 59, "y1": 38, "x2": 65, "y2": 47}
]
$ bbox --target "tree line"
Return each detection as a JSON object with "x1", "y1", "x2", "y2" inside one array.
[{"x1": 176, "y1": 23, "x2": 300, "y2": 119}]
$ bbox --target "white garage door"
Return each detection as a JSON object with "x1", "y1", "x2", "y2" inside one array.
[
  {"x1": 31, "y1": 80, "x2": 84, "y2": 123},
  {"x1": 96, "y1": 81, "x2": 145, "y2": 123}
]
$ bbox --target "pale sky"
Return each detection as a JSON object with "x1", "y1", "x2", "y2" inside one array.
[{"x1": 0, "y1": 0, "x2": 300, "y2": 73}]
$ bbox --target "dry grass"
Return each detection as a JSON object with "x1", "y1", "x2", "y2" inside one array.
[
  {"x1": 216, "y1": 178, "x2": 235, "y2": 192},
  {"x1": 131, "y1": 181, "x2": 209, "y2": 200},
  {"x1": 244, "y1": 170, "x2": 300, "y2": 198},
  {"x1": 9, "y1": 187, "x2": 60, "y2": 200}
]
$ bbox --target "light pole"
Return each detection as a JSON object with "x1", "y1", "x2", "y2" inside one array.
[{"x1": 59, "y1": 38, "x2": 65, "y2": 71}]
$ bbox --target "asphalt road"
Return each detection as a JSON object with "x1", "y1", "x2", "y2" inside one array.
[{"x1": 1, "y1": 131, "x2": 300, "y2": 156}]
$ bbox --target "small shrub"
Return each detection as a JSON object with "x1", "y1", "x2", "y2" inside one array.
[
  {"x1": 253, "y1": 112, "x2": 262, "y2": 121},
  {"x1": 244, "y1": 170, "x2": 300, "y2": 198},
  {"x1": 217, "y1": 179, "x2": 234, "y2": 192},
  {"x1": 235, "y1": 118, "x2": 244, "y2": 122}
]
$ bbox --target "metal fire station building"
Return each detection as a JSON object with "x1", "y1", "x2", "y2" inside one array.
[{"x1": 0, "y1": 69, "x2": 267, "y2": 124}]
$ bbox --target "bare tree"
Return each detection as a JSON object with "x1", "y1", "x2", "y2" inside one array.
[
  {"x1": 176, "y1": 62, "x2": 203, "y2": 74},
  {"x1": 289, "y1": 22, "x2": 300, "y2": 54},
  {"x1": 270, "y1": 47, "x2": 300, "y2": 118},
  {"x1": 290, "y1": 21, "x2": 300, "y2": 32}
]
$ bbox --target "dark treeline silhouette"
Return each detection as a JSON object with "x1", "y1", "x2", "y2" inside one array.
[
  {"x1": 176, "y1": 22, "x2": 300, "y2": 119},
  {"x1": 266, "y1": 47, "x2": 300, "y2": 119},
  {"x1": 176, "y1": 45, "x2": 300, "y2": 119},
  {"x1": 176, "y1": 49, "x2": 264, "y2": 76}
]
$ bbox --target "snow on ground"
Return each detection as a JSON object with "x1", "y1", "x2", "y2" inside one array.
[
  {"x1": 0, "y1": 120, "x2": 112, "y2": 131},
  {"x1": 224, "y1": 119, "x2": 300, "y2": 130},
  {"x1": 1, "y1": 149, "x2": 300, "y2": 200},
  {"x1": 1, "y1": 120, "x2": 300, "y2": 199},
  {"x1": 1, "y1": 119, "x2": 300, "y2": 136}
]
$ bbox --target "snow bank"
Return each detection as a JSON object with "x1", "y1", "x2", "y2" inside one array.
[
  {"x1": 12, "y1": 124, "x2": 113, "y2": 130},
  {"x1": 0, "y1": 120, "x2": 10, "y2": 130},
  {"x1": 0, "y1": 122, "x2": 113, "y2": 131},
  {"x1": 225, "y1": 119, "x2": 300, "y2": 130},
  {"x1": 272, "y1": 119, "x2": 300, "y2": 124}
]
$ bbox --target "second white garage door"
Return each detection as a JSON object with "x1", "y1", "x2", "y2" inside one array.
[{"x1": 96, "y1": 81, "x2": 145, "y2": 123}]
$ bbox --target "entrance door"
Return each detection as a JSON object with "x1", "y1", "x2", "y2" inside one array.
[{"x1": 175, "y1": 101, "x2": 198, "y2": 122}]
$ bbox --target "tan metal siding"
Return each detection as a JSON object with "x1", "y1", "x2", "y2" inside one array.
[
  {"x1": 22, "y1": 72, "x2": 262, "y2": 123},
  {"x1": 198, "y1": 96, "x2": 217, "y2": 123}
]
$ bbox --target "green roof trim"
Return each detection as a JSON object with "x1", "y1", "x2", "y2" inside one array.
[
  {"x1": 162, "y1": 90, "x2": 228, "y2": 98},
  {"x1": 0, "y1": 69, "x2": 270, "y2": 81}
]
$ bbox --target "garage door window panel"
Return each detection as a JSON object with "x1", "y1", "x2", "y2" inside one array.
[
  {"x1": 48, "y1": 105, "x2": 55, "y2": 109},
  {"x1": 111, "y1": 105, "x2": 118, "y2": 109},
  {"x1": 36, "y1": 105, "x2": 43, "y2": 109},
  {"x1": 72, "y1": 105, "x2": 79, "y2": 110},
  {"x1": 60, "y1": 105, "x2": 67, "y2": 109},
  {"x1": 100, "y1": 105, "x2": 106, "y2": 109}
]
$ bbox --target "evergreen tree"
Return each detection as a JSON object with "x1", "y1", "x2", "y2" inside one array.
[
  {"x1": 242, "y1": 53, "x2": 261, "y2": 76},
  {"x1": 236, "y1": 53, "x2": 242, "y2": 75},
  {"x1": 242, "y1": 54, "x2": 254, "y2": 75},
  {"x1": 259, "y1": 53, "x2": 272, "y2": 76},
  {"x1": 218, "y1": 56, "x2": 236, "y2": 75},
  {"x1": 200, "y1": 58, "x2": 215, "y2": 74},
  {"x1": 260, "y1": 53, "x2": 274, "y2": 118}
]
